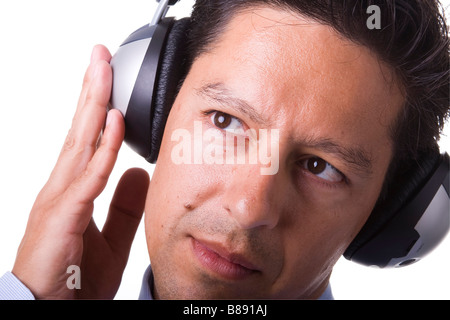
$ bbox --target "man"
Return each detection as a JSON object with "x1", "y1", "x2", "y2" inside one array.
[{"x1": 0, "y1": 0, "x2": 448, "y2": 299}]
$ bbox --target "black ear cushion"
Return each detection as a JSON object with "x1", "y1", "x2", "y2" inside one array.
[
  {"x1": 344, "y1": 150, "x2": 441, "y2": 260},
  {"x1": 148, "y1": 17, "x2": 192, "y2": 163}
]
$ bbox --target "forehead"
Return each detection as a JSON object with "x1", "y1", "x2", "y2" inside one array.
[{"x1": 187, "y1": 6, "x2": 404, "y2": 158}]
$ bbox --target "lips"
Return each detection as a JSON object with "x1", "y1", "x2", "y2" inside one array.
[{"x1": 191, "y1": 237, "x2": 259, "y2": 280}]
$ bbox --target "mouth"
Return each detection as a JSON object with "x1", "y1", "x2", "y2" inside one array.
[{"x1": 191, "y1": 237, "x2": 260, "y2": 280}]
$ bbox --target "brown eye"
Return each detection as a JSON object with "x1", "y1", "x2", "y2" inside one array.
[
  {"x1": 300, "y1": 157, "x2": 345, "y2": 183},
  {"x1": 307, "y1": 157, "x2": 327, "y2": 174},
  {"x1": 213, "y1": 112, "x2": 232, "y2": 129},
  {"x1": 209, "y1": 111, "x2": 245, "y2": 133}
]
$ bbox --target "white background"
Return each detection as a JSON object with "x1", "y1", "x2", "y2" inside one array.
[{"x1": 0, "y1": 0, "x2": 448, "y2": 300}]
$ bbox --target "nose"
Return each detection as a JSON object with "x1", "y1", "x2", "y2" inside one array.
[{"x1": 222, "y1": 164, "x2": 283, "y2": 230}]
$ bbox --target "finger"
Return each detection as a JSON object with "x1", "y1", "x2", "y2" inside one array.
[
  {"x1": 76, "y1": 45, "x2": 112, "y2": 115},
  {"x1": 60, "y1": 109, "x2": 125, "y2": 233},
  {"x1": 91, "y1": 44, "x2": 112, "y2": 64},
  {"x1": 47, "y1": 58, "x2": 113, "y2": 194},
  {"x1": 74, "y1": 59, "x2": 113, "y2": 150},
  {"x1": 102, "y1": 168, "x2": 150, "y2": 263},
  {"x1": 53, "y1": 45, "x2": 112, "y2": 185}
]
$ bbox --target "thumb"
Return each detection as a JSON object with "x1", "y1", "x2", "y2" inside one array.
[{"x1": 102, "y1": 168, "x2": 150, "y2": 264}]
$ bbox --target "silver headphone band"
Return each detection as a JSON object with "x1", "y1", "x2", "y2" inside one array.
[{"x1": 151, "y1": 0, "x2": 172, "y2": 26}]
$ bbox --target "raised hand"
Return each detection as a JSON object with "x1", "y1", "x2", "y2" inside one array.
[{"x1": 12, "y1": 45, "x2": 149, "y2": 299}]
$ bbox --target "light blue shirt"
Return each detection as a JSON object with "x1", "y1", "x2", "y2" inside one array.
[
  {"x1": 1, "y1": 266, "x2": 333, "y2": 300},
  {"x1": 0, "y1": 272, "x2": 34, "y2": 300}
]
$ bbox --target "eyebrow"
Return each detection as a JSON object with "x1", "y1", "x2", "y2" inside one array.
[
  {"x1": 196, "y1": 82, "x2": 273, "y2": 127},
  {"x1": 196, "y1": 82, "x2": 373, "y2": 177},
  {"x1": 301, "y1": 136, "x2": 374, "y2": 177}
]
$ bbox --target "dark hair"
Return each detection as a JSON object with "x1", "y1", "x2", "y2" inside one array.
[{"x1": 186, "y1": 0, "x2": 449, "y2": 194}]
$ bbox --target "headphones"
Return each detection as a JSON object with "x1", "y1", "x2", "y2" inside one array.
[{"x1": 109, "y1": 0, "x2": 450, "y2": 268}]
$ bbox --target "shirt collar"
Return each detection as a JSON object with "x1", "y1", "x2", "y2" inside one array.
[
  {"x1": 138, "y1": 265, "x2": 154, "y2": 300},
  {"x1": 138, "y1": 265, "x2": 333, "y2": 300}
]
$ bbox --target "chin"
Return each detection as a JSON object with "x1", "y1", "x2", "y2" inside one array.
[{"x1": 152, "y1": 271, "x2": 267, "y2": 300}]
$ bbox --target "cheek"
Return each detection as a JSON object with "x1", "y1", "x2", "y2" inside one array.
[
  {"x1": 283, "y1": 180, "x2": 383, "y2": 267},
  {"x1": 144, "y1": 126, "x2": 224, "y2": 233},
  {"x1": 266, "y1": 196, "x2": 374, "y2": 298},
  {"x1": 150, "y1": 103, "x2": 227, "y2": 208}
]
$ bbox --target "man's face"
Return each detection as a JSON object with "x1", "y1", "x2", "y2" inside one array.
[{"x1": 144, "y1": 7, "x2": 404, "y2": 299}]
